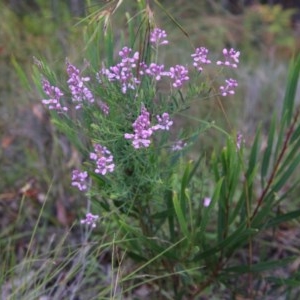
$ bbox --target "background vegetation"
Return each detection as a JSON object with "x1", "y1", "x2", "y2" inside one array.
[{"x1": 1, "y1": 0, "x2": 300, "y2": 299}]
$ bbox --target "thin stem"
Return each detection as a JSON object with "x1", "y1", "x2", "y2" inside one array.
[
  {"x1": 191, "y1": 260, "x2": 224, "y2": 297},
  {"x1": 251, "y1": 107, "x2": 300, "y2": 221}
]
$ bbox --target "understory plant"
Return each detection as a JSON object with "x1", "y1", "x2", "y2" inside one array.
[{"x1": 32, "y1": 1, "x2": 300, "y2": 298}]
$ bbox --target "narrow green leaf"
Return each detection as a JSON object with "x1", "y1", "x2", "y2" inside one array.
[
  {"x1": 290, "y1": 122, "x2": 300, "y2": 143},
  {"x1": 105, "y1": 27, "x2": 114, "y2": 66},
  {"x1": 123, "y1": 237, "x2": 186, "y2": 282},
  {"x1": 84, "y1": 26, "x2": 102, "y2": 69},
  {"x1": 266, "y1": 275, "x2": 300, "y2": 288},
  {"x1": 187, "y1": 155, "x2": 203, "y2": 184},
  {"x1": 154, "y1": 0, "x2": 190, "y2": 40},
  {"x1": 11, "y1": 56, "x2": 31, "y2": 90},
  {"x1": 194, "y1": 226, "x2": 257, "y2": 261},
  {"x1": 173, "y1": 192, "x2": 189, "y2": 238},
  {"x1": 224, "y1": 257, "x2": 295, "y2": 273},
  {"x1": 274, "y1": 114, "x2": 287, "y2": 161},
  {"x1": 277, "y1": 141, "x2": 300, "y2": 178},
  {"x1": 281, "y1": 54, "x2": 300, "y2": 124},
  {"x1": 199, "y1": 178, "x2": 223, "y2": 239},
  {"x1": 235, "y1": 163, "x2": 258, "y2": 221},
  {"x1": 263, "y1": 209, "x2": 300, "y2": 229},
  {"x1": 272, "y1": 153, "x2": 300, "y2": 192},
  {"x1": 217, "y1": 182, "x2": 227, "y2": 243},
  {"x1": 211, "y1": 150, "x2": 220, "y2": 181},
  {"x1": 246, "y1": 126, "x2": 261, "y2": 178},
  {"x1": 251, "y1": 194, "x2": 275, "y2": 227},
  {"x1": 261, "y1": 114, "x2": 276, "y2": 185},
  {"x1": 126, "y1": 12, "x2": 135, "y2": 48},
  {"x1": 181, "y1": 160, "x2": 192, "y2": 193},
  {"x1": 165, "y1": 189, "x2": 175, "y2": 241}
]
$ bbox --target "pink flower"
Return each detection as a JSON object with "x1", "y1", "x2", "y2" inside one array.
[
  {"x1": 191, "y1": 47, "x2": 211, "y2": 71},
  {"x1": 219, "y1": 78, "x2": 238, "y2": 96},
  {"x1": 152, "y1": 113, "x2": 173, "y2": 131},
  {"x1": 236, "y1": 131, "x2": 244, "y2": 150},
  {"x1": 217, "y1": 48, "x2": 240, "y2": 68},
  {"x1": 150, "y1": 28, "x2": 169, "y2": 46},
  {"x1": 171, "y1": 140, "x2": 187, "y2": 151},
  {"x1": 168, "y1": 65, "x2": 189, "y2": 88},
  {"x1": 145, "y1": 63, "x2": 165, "y2": 80},
  {"x1": 203, "y1": 197, "x2": 211, "y2": 207},
  {"x1": 90, "y1": 144, "x2": 115, "y2": 175},
  {"x1": 66, "y1": 61, "x2": 94, "y2": 109},
  {"x1": 71, "y1": 170, "x2": 88, "y2": 191},
  {"x1": 99, "y1": 47, "x2": 140, "y2": 93},
  {"x1": 41, "y1": 79, "x2": 68, "y2": 112},
  {"x1": 81, "y1": 213, "x2": 99, "y2": 228},
  {"x1": 124, "y1": 106, "x2": 153, "y2": 149}
]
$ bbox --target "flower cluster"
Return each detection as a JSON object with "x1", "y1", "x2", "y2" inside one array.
[
  {"x1": 152, "y1": 113, "x2": 173, "y2": 131},
  {"x1": 168, "y1": 65, "x2": 190, "y2": 88},
  {"x1": 99, "y1": 47, "x2": 140, "y2": 94},
  {"x1": 42, "y1": 79, "x2": 68, "y2": 112},
  {"x1": 191, "y1": 47, "x2": 211, "y2": 72},
  {"x1": 125, "y1": 106, "x2": 173, "y2": 149},
  {"x1": 219, "y1": 78, "x2": 238, "y2": 96},
  {"x1": 66, "y1": 61, "x2": 95, "y2": 109},
  {"x1": 71, "y1": 169, "x2": 88, "y2": 191},
  {"x1": 217, "y1": 48, "x2": 240, "y2": 68},
  {"x1": 40, "y1": 27, "x2": 242, "y2": 230},
  {"x1": 124, "y1": 106, "x2": 153, "y2": 149},
  {"x1": 216, "y1": 48, "x2": 240, "y2": 96},
  {"x1": 143, "y1": 63, "x2": 189, "y2": 88},
  {"x1": 80, "y1": 213, "x2": 99, "y2": 228},
  {"x1": 145, "y1": 63, "x2": 165, "y2": 80},
  {"x1": 150, "y1": 28, "x2": 169, "y2": 46},
  {"x1": 90, "y1": 144, "x2": 115, "y2": 175},
  {"x1": 98, "y1": 100, "x2": 110, "y2": 115},
  {"x1": 171, "y1": 140, "x2": 187, "y2": 151},
  {"x1": 98, "y1": 29, "x2": 192, "y2": 91}
]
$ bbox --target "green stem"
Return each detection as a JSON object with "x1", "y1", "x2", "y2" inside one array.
[{"x1": 251, "y1": 107, "x2": 300, "y2": 221}]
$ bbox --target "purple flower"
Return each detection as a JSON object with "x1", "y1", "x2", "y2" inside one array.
[
  {"x1": 124, "y1": 106, "x2": 153, "y2": 149},
  {"x1": 66, "y1": 61, "x2": 94, "y2": 109},
  {"x1": 219, "y1": 78, "x2": 238, "y2": 96},
  {"x1": 99, "y1": 100, "x2": 109, "y2": 115},
  {"x1": 168, "y1": 65, "x2": 189, "y2": 88},
  {"x1": 217, "y1": 48, "x2": 240, "y2": 68},
  {"x1": 203, "y1": 197, "x2": 211, "y2": 207},
  {"x1": 152, "y1": 113, "x2": 173, "y2": 131},
  {"x1": 171, "y1": 140, "x2": 187, "y2": 151},
  {"x1": 150, "y1": 28, "x2": 169, "y2": 46},
  {"x1": 71, "y1": 169, "x2": 88, "y2": 191},
  {"x1": 191, "y1": 47, "x2": 211, "y2": 71},
  {"x1": 99, "y1": 47, "x2": 140, "y2": 94},
  {"x1": 138, "y1": 61, "x2": 148, "y2": 76},
  {"x1": 80, "y1": 212, "x2": 99, "y2": 228},
  {"x1": 42, "y1": 79, "x2": 68, "y2": 112},
  {"x1": 145, "y1": 63, "x2": 165, "y2": 81},
  {"x1": 236, "y1": 131, "x2": 244, "y2": 150},
  {"x1": 90, "y1": 144, "x2": 115, "y2": 175}
]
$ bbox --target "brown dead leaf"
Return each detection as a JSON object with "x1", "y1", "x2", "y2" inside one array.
[
  {"x1": 32, "y1": 103, "x2": 46, "y2": 121},
  {"x1": 235, "y1": 295, "x2": 252, "y2": 300},
  {"x1": 55, "y1": 200, "x2": 75, "y2": 227},
  {"x1": 1, "y1": 135, "x2": 15, "y2": 149},
  {"x1": 0, "y1": 192, "x2": 17, "y2": 201}
]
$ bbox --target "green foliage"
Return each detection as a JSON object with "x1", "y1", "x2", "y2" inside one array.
[
  {"x1": 5, "y1": 0, "x2": 300, "y2": 298},
  {"x1": 243, "y1": 4, "x2": 296, "y2": 56}
]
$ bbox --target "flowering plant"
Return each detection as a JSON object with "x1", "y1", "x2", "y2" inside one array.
[
  {"x1": 33, "y1": 6, "x2": 300, "y2": 297},
  {"x1": 37, "y1": 24, "x2": 240, "y2": 223}
]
